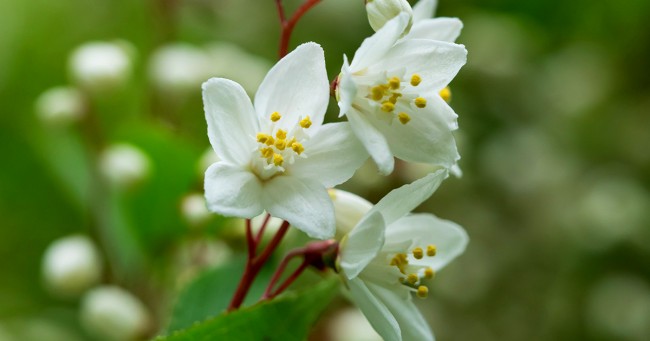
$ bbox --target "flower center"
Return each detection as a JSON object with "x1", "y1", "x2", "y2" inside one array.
[
  {"x1": 366, "y1": 74, "x2": 428, "y2": 125},
  {"x1": 252, "y1": 112, "x2": 312, "y2": 180},
  {"x1": 389, "y1": 244, "x2": 437, "y2": 299}
]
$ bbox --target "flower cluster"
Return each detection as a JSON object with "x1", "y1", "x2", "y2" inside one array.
[{"x1": 202, "y1": 0, "x2": 468, "y2": 340}]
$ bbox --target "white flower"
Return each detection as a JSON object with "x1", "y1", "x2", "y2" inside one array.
[
  {"x1": 69, "y1": 41, "x2": 133, "y2": 92},
  {"x1": 149, "y1": 43, "x2": 212, "y2": 94},
  {"x1": 41, "y1": 235, "x2": 102, "y2": 296},
  {"x1": 337, "y1": 13, "x2": 467, "y2": 175},
  {"x1": 366, "y1": 0, "x2": 413, "y2": 33},
  {"x1": 203, "y1": 43, "x2": 367, "y2": 240},
  {"x1": 334, "y1": 170, "x2": 468, "y2": 341},
  {"x1": 406, "y1": 0, "x2": 463, "y2": 43},
  {"x1": 35, "y1": 87, "x2": 84, "y2": 125},
  {"x1": 81, "y1": 286, "x2": 151, "y2": 341},
  {"x1": 99, "y1": 143, "x2": 151, "y2": 188}
]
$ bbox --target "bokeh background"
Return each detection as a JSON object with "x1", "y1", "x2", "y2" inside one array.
[{"x1": 1, "y1": 0, "x2": 649, "y2": 340}]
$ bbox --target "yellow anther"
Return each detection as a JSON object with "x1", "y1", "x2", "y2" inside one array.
[
  {"x1": 388, "y1": 76, "x2": 401, "y2": 90},
  {"x1": 426, "y1": 245, "x2": 437, "y2": 257},
  {"x1": 389, "y1": 93, "x2": 402, "y2": 104},
  {"x1": 424, "y1": 267, "x2": 435, "y2": 279},
  {"x1": 256, "y1": 133, "x2": 271, "y2": 144},
  {"x1": 273, "y1": 153, "x2": 284, "y2": 166},
  {"x1": 439, "y1": 86, "x2": 452, "y2": 103},
  {"x1": 407, "y1": 273, "x2": 419, "y2": 285},
  {"x1": 299, "y1": 116, "x2": 312, "y2": 129},
  {"x1": 275, "y1": 139, "x2": 286, "y2": 150},
  {"x1": 412, "y1": 247, "x2": 423, "y2": 259},
  {"x1": 275, "y1": 129, "x2": 287, "y2": 140},
  {"x1": 371, "y1": 86, "x2": 385, "y2": 101},
  {"x1": 410, "y1": 74, "x2": 422, "y2": 86},
  {"x1": 328, "y1": 189, "x2": 337, "y2": 200},
  {"x1": 270, "y1": 112, "x2": 281, "y2": 122},
  {"x1": 398, "y1": 112, "x2": 411, "y2": 125},
  {"x1": 417, "y1": 285, "x2": 429, "y2": 298},
  {"x1": 414, "y1": 97, "x2": 427, "y2": 108},
  {"x1": 265, "y1": 136, "x2": 275, "y2": 146},
  {"x1": 381, "y1": 101, "x2": 395, "y2": 112},
  {"x1": 291, "y1": 142, "x2": 304, "y2": 154},
  {"x1": 260, "y1": 147, "x2": 274, "y2": 159}
]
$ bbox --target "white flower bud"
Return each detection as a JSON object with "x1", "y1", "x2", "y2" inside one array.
[
  {"x1": 365, "y1": 0, "x2": 413, "y2": 32},
  {"x1": 69, "y1": 41, "x2": 133, "y2": 93},
  {"x1": 80, "y1": 286, "x2": 151, "y2": 341},
  {"x1": 149, "y1": 43, "x2": 212, "y2": 94},
  {"x1": 329, "y1": 189, "x2": 373, "y2": 236},
  {"x1": 329, "y1": 307, "x2": 383, "y2": 341},
  {"x1": 42, "y1": 235, "x2": 102, "y2": 297},
  {"x1": 99, "y1": 143, "x2": 151, "y2": 188},
  {"x1": 35, "y1": 87, "x2": 84, "y2": 125},
  {"x1": 180, "y1": 193, "x2": 211, "y2": 226}
]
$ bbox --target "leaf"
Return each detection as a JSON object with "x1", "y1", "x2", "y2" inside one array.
[{"x1": 158, "y1": 278, "x2": 339, "y2": 341}]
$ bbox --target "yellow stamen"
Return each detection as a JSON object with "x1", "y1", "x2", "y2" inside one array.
[
  {"x1": 424, "y1": 267, "x2": 435, "y2": 279},
  {"x1": 273, "y1": 153, "x2": 284, "y2": 166},
  {"x1": 426, "y1": 245, "x2": 437, "y2": 257},
  {"x1": 260, "y1": 147, "x2": 274, "y2": 159},
  {"x1": 388, "y1": 76, "x2": 401, "y2": 90},
  {"x1": 389, "y1": 93, "x2": 402, "y2": 104},
  {"x1": 265, "y1": 136, "x2": 275, "y2": 146},
  {"x1": 275, "y1": 129, "x2": 287, "y2": 140},
  {"x1": 412, "y1": 247, "x2": 423, "y2": 259},
  {"x1": 291, "y1": 142, "x2": 304, "y2": 154},
  {"x1": 439, "y1": 86, "x2": 452, "y2": 103},
  {"x1": 371, "y1": 86, "x2": 385, "y2": 101},
  {"x1": 256, "y1": 133, "x2": 271, "y2": 144},
  {"x1": 275, "y1": 139, "x2": 286, "y2": 150},
  {"x1": 381, "y1": 101, "x2": 395, "y2": 112},
  {"x1": 410, "y1": 74, "x2": 422, "y2": 86},
  {"x1": 417, "y1": 285, "x2": 428, "y2": 298},
  {"x1": 414, "y1": 97, "x2": 427, "y2": 108},
  {"x1": 300, "y1": 116, "x2": 312, "y2": 129},
  {"x1": 270, "y1": 112, "x2": 281, "y2": 122},
  {"x1": 398, "y1": 112, "x2": 410, "y2": 125},
  {"x1": 407, "y1": 274, "x2": 419, "y2": 285}
]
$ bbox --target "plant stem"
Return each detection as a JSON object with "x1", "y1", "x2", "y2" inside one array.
[{"x1": 275, "y1": 0, "x2": 323, "y2": 58}]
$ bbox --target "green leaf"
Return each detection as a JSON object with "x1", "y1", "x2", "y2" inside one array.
[{"x1": 158, "y1": 278, "x2": 339, "y2": 341}]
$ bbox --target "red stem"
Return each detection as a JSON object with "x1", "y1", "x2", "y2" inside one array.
[
  {"x1": 276, "y1": 0, "x2": 323, "y2": 58},
  {"x1": 261, "y1": 248, "x2": 304, "y2": 299},
  {"x1": 254, "y1": 213, "x2": 272, "y2": 244},
  {"x1": 266, "y1": 261, "x2": 310, "y2": 299}
]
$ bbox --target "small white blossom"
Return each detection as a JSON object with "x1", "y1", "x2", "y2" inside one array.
[
  {"x1": 35, "y1": 87, "x2": 84, "y2": 125},
  {"x1": 69, "y1": 41, "x2": 133, "y2": 92},
  {"x1": 149, "y1": 43, "x2": 212, "y2": 94},
  {"x1": 334, "y1": 171, "x2": 468, "y2": 341},
  {"x1": 42, "y1": 235, "x2": 102, "y2": 296},
  {"x1": 203, "y1": 43, "x2": 367, "y2": 239},
  {"x1": 99, "y1": 143, "x2": 151, "y2": 188},
  {"x1": 180, "y1": 193, "x2": 212, "y2": 226},
  {"x1": 366, "y1": 0, "x2": 413, "y2": 33}
]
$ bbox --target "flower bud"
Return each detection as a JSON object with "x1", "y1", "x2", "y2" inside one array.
[
  {"x1": 149, "y1": 43, "x2": 212, "y2": 94},
  {"x1": 80, "y1": 286, "x2": 151, "y2": 341},
  {"x1": 180, "y1": 193, "x2": 211, "y2": 226},
  {"x1": 35, "y1": 87, "x2": 84, "y2": 126},
  {"x1": 69, "y1": 41, "x2": 134, "y2": 93},
  {"x1": 365, "y1": 0, "x2": 413, "y2": 32},
  {"x1": 99, "y1": 143, "x2": 151, "y2": 188},
  {"x1": 42, "y1": 235, "x2": 102, "y2": 297},
  {"x1": 329, "y1": 189, "x2": 372, "y2": 236}
]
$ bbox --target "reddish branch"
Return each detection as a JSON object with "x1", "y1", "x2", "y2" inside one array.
[{"x1": 275, "y1": 0, "x2": 323, "y2": 58}]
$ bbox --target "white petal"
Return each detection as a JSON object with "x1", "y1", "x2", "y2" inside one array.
[
  {"x1": 254, "y1": 42, "x2": 329, "y2": 129},
  {"x1": 386, "y1": 213, "x2": 468, "y2": 271},
  {"x1": 372, "y1": 99, "x2": 459, "y2": 168},
  {"x1": 261, "y1": 175, "x2": 334, "y2": 239},
  {"x1": 341, "y1": 211, "x2": 385, "y2": 280},
  {"x1": 337, "y1": 55, "x2": 356, "y2": 117},
  {"x1": 347, "y1": 110, "x2": 394, "y2": 175},
  {"x1": 370, "y1": 170, "x2": 448, "y2": 225},
  {"x1": 350, "y1": 13, "x2": 409, "y2": 71},
  {"x1": 202, "y1": 78, "x2": 259, "y2": 165},
  {"x1": 406, "y1": 18, "x2": 463, "y2": 42},
  {"x1": 204, "y1": 162, "x2": 263, "y2": 218},
  {"x1": 376, "y1": 39, "x2": 467, "y2": 92},
  {"x1": 330, "y1": 189, "x2": 373, "y2": 235},
  {"x1": 369, "y1": 281, "x2": 434, "y2": 341},
  {"x1": 412, "y1": 0, "x2": 437, "y2": 22},
  {"x1": 290, "y1": 122, "x2": 368, "y2": 188},
  {"x1": 348, "y1": 278, "x2": 401, "y2": 341}
]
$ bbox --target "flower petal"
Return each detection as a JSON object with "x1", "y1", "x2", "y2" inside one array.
[
  {"x1": 290, "y1": 122, "x2": 368, "y2": 188},
  {"x1": 370, "y1": 170, "x2": 448, "y2": 226},
  {"x1": 412, "y1": 0, "x2": 437, "y2": 23},
  {"x1": 347, "y1": 110, "x2": 395, "y2": 175},
  {"x1": 349, "y1": 13, "x2": 409, "y2": 71},
  {"x1": 369, "y1": 281, "x2": 434, "y2": 341},
  {"x1": 341, "y1": 211, "x2": 385, "y2": 280},
  {"x1": 254, "y1": 42, "x2": 329, "y2": 129},
  {"x1": 375, "y1": 39, "x2": 467, "y2": 92},
  {"x1": 406, "y1": 17, "x2": 463, "y2": 42},
  {"x1": 330, "y1": 189, "x2": 373, "y2": 235},
  {"x1": 386, "y1": 213, "x2": 468, "y2": 271},
  {"x1": 261, "y1": 175, "x2": 334, "y2": 239},
  {"x1": 337, "y1": 55, "x2": 357, "y2": 117},
  {"x1": 204, "y1": 162, "x2": 263, "y2": 218},
  {"x1": 348, "y1": 278, "x2": 401, "y2": 341},
  {"x1": 202, "y1": 78, "x2": 259, "y2": 165}
]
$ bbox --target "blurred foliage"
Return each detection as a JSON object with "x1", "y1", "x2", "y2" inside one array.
[{"x1": 1, "y1": 0, "x2": 649, "y2": 340}]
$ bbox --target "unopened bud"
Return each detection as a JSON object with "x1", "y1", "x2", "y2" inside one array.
[
  {"x1": 99, "y1": 143, "x2": 151, "y2": 188},
  {"x1": 366, "y1": 0, "x2": 413, "y2": 32},
  {"x1": 180, "y1": 193, "x2": 211, "y2": 226},
  {"x1": 69, "y1": 41, "x2": 134, "y2": 93},
  {"x1": 35, "y1": 87, "x2": 84, "y2": 125},
  {"x1": 81, "y1": 286, "x2": 151, "y2": 341},
  {"x1": 149, "y1": 43, "x2": 211, "y2": 94},
  {"x1": 328, "y1": 189, "x2": 373, "y2": 236},
  {"x1": 42, "y1": 235, "x2": 102, "y2": 296}
]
